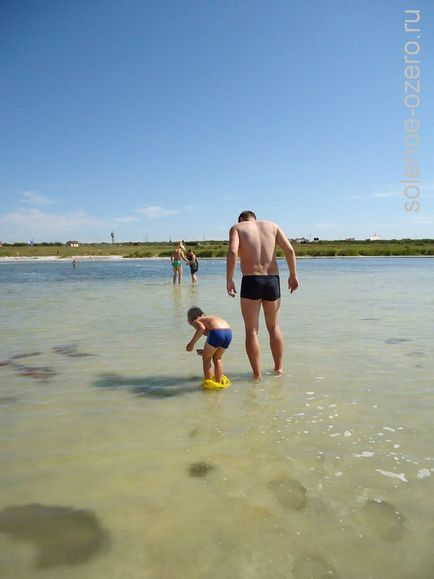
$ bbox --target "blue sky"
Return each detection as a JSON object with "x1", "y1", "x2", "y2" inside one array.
[{"x1": 1, "y1": 0, "x2": 433, "y2": 242}]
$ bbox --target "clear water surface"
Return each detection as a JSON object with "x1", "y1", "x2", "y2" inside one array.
[{"x1": 0, "y1": 258, "x2": 433, "y2": 578}]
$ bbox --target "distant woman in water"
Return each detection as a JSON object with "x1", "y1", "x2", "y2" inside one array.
[
  {"x1": 186, "y1": 249, "x2": 199, "y2": 283},
  {"x1": 171, "y1": 242, "x2": 188, "y2": 284}
]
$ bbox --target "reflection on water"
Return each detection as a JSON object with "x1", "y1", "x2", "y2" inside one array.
[{"x1": 1, "y1": 258, "x2": 434, "y2": 578}]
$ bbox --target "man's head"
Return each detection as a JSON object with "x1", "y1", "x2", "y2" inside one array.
[
  {"x1": 187, "y1": 306, "x2": 204, "y2": 325},
  {"x1": 238, "y1": 210, "x2": 256, "y2": 223}
]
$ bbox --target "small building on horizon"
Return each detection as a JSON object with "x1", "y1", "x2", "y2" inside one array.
[
  {"x1": 369, "y1": 233, "x2": 381, "y2": 241},
  {"x1": 66, "y1": 240, "x2": 80, "y2": 247}
]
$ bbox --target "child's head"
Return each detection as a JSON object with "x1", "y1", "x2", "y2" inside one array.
[{"x1": 188, "y1": 306, "x2": 204, "y2": 325}]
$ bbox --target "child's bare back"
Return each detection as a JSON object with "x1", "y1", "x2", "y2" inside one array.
[{"x1": 195, "y1": 315, "x2": 230, "y2": 332}]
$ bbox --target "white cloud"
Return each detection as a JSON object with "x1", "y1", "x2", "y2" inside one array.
[
  {"x1": 346, "y1": 190, "x2": 401, "y2": 200},
  {"x1": 114, "y1": 216, "x2": 140, "y2": 223},
  {"x1": 347, "y1": 182, "x2": 434, "y2": 200},
  {"x1": 134, "y1": 205, "x2": 178, "y2": 218},
  {"x1": 21, "y1": 190, "x2": 54, "y2": 206},
  {"x1": 411, "y1": 215, "x2": 434, "y2": 225},
  {"x1": 0, "y1": 208, "x2": 105, "y2": 242},
  {"x1": 313, "y1": 223, "x2": 338, "y2": 229},
  {"x1": 370, "y1": 190, "x2": 401, "y2": 199}
]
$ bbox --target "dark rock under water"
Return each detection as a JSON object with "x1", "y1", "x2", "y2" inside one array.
[
  {"x1": 10, "y1": 352, "x2": 42, "y2": 360},
  {"x1": 293, "y1": 552, "x2": 339, "y2": 578},
  {"x1": 53, "y1": 344, "x2": 95, "y2": 357},
  {"x1": 53, "y1": 344, "x2": 78, "y2": 354},
  {"x1": 361, "y1": 499, "x2": 405, "y2": 541},
  {"x1": 0, "y1": 396, "x2": 18, "y2": 404},
  {"x1": 14, "y1": 365, "x2": 56, "y2": 380},
  {"x1": 0, "y1": 503, "x2": 109, "y2": 569},
  {"x1": 189, "y1": 462, "x2": 216, "y2": 478},
  {"x1": 268, "y1": 477, "x2": 307, "y2": 511}
]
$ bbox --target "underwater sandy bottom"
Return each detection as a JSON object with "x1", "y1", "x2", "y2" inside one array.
[{"x1": 1, "y1": 259, "x2": 434, "y2": 578}]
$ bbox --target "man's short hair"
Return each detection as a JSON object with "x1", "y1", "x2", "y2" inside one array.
[{"x1": 238, "y1": 210, "x2": 256, "y2": 222}]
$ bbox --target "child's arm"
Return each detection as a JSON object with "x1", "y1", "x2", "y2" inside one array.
[{"x1": 186, "y1": 320, "x2": 206, "y2": 351}]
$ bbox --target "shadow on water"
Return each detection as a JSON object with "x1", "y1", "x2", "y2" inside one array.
[
  {"x1": 94, "y1": 372, "x2": 202, "y2": 398},
  {"x1": 93, "y1": 371, "x2": 252, "y2": 399}
]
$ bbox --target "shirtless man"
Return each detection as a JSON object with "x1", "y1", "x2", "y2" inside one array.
[{"x1": 226, "y1": 210, "x2": 299, "y2": 378}]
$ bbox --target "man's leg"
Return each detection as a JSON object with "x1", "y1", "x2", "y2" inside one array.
[
  {"x1": 263, "y1": 299, "x2": 284, "y2": 373},
  {"x1": 240, "y1": 298, "x2": 262, "y2": 378}
]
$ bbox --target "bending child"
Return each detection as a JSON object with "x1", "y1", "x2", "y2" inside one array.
[{"x1": 186, "y1": 307, "x2": 232, "y2": 385}]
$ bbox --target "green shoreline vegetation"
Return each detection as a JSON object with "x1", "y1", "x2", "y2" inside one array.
[{"x1": 1, "y1": 239, "x2": 434, "y2": 259}]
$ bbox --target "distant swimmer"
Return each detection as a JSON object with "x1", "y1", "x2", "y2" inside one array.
[
  {"x1": 186, "y1": 249, "x2": 199, "y2": 283},
  {"x1": 226, "y1": 210, "x2": 299, "y2": 379},
  {"x1": 72, "y1": 257, "x2": 79, "y2": 269},
  {"x1": 171, "y1": 242, "x2": 188, "y2": 284},
  {"x1": 186, "y1": 307, "x2": 232, "y2": 387}
]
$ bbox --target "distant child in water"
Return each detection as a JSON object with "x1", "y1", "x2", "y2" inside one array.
[
  {"x1": 186, "y1": 307, "x2": 232, "y2": 384},
  {"x1": 186, "y1": 249, "x2": 198, "y2": 283}
]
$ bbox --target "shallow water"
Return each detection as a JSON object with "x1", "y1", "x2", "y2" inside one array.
[{"x1": 1, "y1": 257, "x2": 434, "y2": 579}]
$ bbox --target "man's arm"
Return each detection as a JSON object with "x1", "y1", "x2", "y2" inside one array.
[
  {"x1": 226, "y1": 226, "x2": 239, "y2": 297},
  {"x1": 276, "y1": 226, "x2": 299, "y2": 293}
]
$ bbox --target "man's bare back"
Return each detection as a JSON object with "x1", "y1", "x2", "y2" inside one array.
[{"x1": 230, "y1": 220, "x2": 281, "y2": 275}]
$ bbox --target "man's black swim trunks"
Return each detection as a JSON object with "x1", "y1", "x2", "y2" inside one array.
[{"x1": 240, "y1": 275, "x2": 281, "y2": 301}]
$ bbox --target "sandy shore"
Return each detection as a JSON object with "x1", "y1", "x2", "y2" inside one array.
[{"x1": 0, "y1": 255, "x2": 127, "y2": 262}]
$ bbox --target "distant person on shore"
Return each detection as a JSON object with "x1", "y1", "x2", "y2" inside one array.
[
  {"x1": 186, "y1": 307, "x2": 232, "y2": 384},
  {"x1": 186, "y1": 249, "x2": 199, "y2": 283},
  {"x1": 171, "y1": 242, "x2": 188, "y2": 284},
  {"x1": 226, "y1": 210, "x2": 299, "y2": 379}
]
